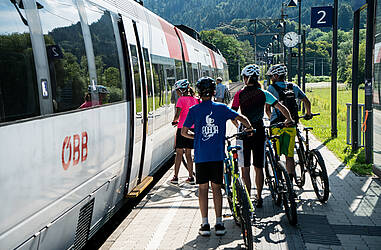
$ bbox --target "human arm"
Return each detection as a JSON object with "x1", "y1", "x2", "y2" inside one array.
[
  {"x1": 172, "y1": 107, "x2": 181, "y2": 123},
  {"x1": 265, "y1": 103, "x2": 272, "y2": 119},
  {"x1": 273, "y1": 102, "x2": 294, "y2": 125},
  {"x1": 181, "y1": 126, "x2": 194, "y2": 139},
  {"x1": 233, "y1": 115, "x2": 253, "y2": 132},
  {"x1": 301, "y1": 96, "x2": 312, "y2": 116}
]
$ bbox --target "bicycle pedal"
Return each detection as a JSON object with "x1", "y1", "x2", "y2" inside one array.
[{"x1": 223, "y1": 214, "x2": 232, "y2": 218}]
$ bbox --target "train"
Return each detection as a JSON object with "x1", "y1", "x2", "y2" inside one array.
[{"x1": 0, "y1": 0, "x2": 228, "y2": 249}]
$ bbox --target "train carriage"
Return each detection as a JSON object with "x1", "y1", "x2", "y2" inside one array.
[{"x1": 0, "y1": 0, "x2": 228, "y2": 249}]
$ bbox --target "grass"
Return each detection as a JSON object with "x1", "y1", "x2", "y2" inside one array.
[{"x1": 300, "y1": 87, "x2": 373, "y2": 175}]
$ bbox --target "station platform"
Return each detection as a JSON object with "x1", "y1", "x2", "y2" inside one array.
[{"x1": 100, "y1": 124, "x2": 381, "y2": 250}]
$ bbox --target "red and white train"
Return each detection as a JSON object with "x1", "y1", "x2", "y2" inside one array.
[{"x1": 0, "y1": 0, "x2": 228, "y2": 249}]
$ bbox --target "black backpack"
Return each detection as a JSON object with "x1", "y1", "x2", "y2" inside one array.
[{"x1": 272, "y1": 83, "x2": 299, "y2": 123}]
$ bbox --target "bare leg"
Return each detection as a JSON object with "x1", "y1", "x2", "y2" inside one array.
[
  {"x1": 185, "y1": 148, "x2": 193, "y2": 177},
  {"x1": 211, "y1": 182, "x2": 222, "y2": 218},
  {"x1": 174, "y1": 148, "x2": 184, "y2": 177},
  {"x1": 199, "y1": 183, "x2": 209, "y2": 218},
  {"x1": 254, "y1": 167, "x2": 264, "y2": 199},
  {"x1": 286, "y1": 157, "x2": 295, "y2": 175},
  {"x1": 241, "y1": 167, "x2": 251, "y2": 196}
]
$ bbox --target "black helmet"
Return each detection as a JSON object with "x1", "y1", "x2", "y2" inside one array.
[{"x1": 196, "y1": 77, "x2": 216, "y2": 97}]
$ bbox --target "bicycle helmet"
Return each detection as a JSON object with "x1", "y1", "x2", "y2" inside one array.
[
  {"x1": 196, "y1": 77, "x2": 216, "y2": 97},
  {"x1": 266, "y1": 64, "x2": 288, "y2": 76},
  {"x1": 241, "y1": 64, "x2": 260, "y2": 77},
  {"x1": 174, "y1": 79, "x2": 190, "y2": 90},
  {"x1": 88, "y1": 85, "x2": 110, "y2": 94}
]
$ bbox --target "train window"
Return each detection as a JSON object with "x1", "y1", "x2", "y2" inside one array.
[
  {"x1": 186, "y1": 62, "x2": 193, "y2": 84},
  {"x1": 143, "y1": 48, "x2": 153, "y2": 113},
  {"x1": 85, "y1": 2, "x2": 123, "y2": 104},
  {"x1": 130, "y1": 44, "x2": 142, "y2": 113},
  {"x1": 175, "y1": 60, "x2": 183, "y2": 80},
  {"x1": 193, "y1": 68, "x2": 198, "y2": 84},
  {"x1": 0, "y1": 1, "x2": 40, "y2": 123},
  {"x1": 152, "y1": 64, "x2": 165, "y2": 109},
  {"x1": 38, "y1": 0, "x2": 88, "y2": 112}
]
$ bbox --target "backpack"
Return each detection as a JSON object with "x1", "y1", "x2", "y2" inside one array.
[
  {"x1": 272, "y1": 83, "x2": 299, "y2": 123},
  {"x1": 223, "y1": 87, "x2": 231, "y2": 104}
]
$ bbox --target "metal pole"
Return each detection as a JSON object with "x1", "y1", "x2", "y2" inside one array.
[
  {"x1": 302, "y1": 29, "x2": 306, "y2": 113},
  {"x1": 288, "y1": 47, "x2": 292, "y2": 81},
  {"x1": 322, "y1": 58, "x2": 324, "y2": 76},
  {"x1": 314, "y1": 58, "x2": 316, "y2": 76},
  {"x1": 365, "y1": 0, "x2": 375, "y2": 164},
  {"x1": 352, "y1": 10, "x2": 360, "y2": 151},
  {"x1": 254, "y1": 20, "x2": 257, "y2": 64},
  {"x1": 297, "y1": 0, "x2": 301, "y2": 87},
  {"x1": 331, "y1": 0, "x2": 338, "y2": 138}
]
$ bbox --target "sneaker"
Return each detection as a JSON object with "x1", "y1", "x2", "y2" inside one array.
[
  {"x1": 170, "y1": 176, "x2": 178, "y2": 184},
  {"x1": 185, "y1": 177, "x2": 195, "y2": 185},
  {"x1": 254, "y1": 196, "x2": 263, "y2": 208},
  {"x1": 215, "y1": 223, "x2": 226, "y2": 236},
  {"x1": 199, "y1": 223, "x2": 211, "y2": 236}
]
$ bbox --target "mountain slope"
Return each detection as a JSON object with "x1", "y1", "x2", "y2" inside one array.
[{"x1": 144, "y1": 0, "x2": 355, "y2": 31}]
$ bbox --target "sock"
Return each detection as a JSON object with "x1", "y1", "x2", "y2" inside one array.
[
  {"x1": 216, "y1": 217, "x2": 223, "y2": 225},
  {"x1": 202, "y1": 217, "x2": 209, "y2": 226}
]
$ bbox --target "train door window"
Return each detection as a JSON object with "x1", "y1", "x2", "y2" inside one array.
[
  {"x1": 186, "y1": 62, "x2": 193, "y2": 84},
  {"x1": 166, "y1": 66, "x2": 176, "y2": 105},
  {"x1": 143, "y1": 48, "x2": 153, "y2": 113},
  {"x1": 193, "y1": 68, "x2": 198, "y2": 85},
  {"x1": 84, "y1": 2, "x2": 123, "y2": 104},
  {"x1": 152, "y1": 64, "x2": 165, "y2": 109},
  {"x1": 152, "y1": 63, "x2": 166, "y2": 128},
  {"x1": 130, "y1": 45, "x2": 142, "y2": 113},
  {"x1": 0, "y1": 1, "x2": 40, "y2": 123},
  {"x1": 175, "y1": 60, "x2": 183, "y2": 80},
  {"x1": 38, "y1": 0, "x2": 88, "y2": 112}
]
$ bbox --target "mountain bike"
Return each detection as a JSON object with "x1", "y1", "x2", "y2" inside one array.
[
  {"x1": 224, "y1": 130, "x2": 255, "y2": 250},
  {"x1": 264, "y1": 122, "x2": 297, "y2": 225},
  {"x1": 294, "y1": 113, "x2": 330, "y2": 203}
]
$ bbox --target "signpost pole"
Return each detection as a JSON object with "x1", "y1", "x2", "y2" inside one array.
[
  {"x1": 298, "y1": 0, "x2": 301, "y2": 88},
  {"x1": 331, "y1": 0, "x2": 338, "y2": 138},
  {"x1": 365, "y1": 0, "x2": 375, "y2": 164},
  {"x1": 352, "y1": 10, "x2": 360, "y2": 151}
]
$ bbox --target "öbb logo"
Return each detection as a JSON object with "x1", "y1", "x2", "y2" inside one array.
[{"x1": 61, "y1": 132, "x2": 88, "y2": 170}]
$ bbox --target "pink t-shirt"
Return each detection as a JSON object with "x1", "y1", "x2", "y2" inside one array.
[{"x1": 176, "y1": 96, "x2": 200, "y2": 128}]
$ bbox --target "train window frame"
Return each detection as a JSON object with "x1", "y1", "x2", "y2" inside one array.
[{"x1": 0, "y1": 0, "x2": 41, "y2": 126}]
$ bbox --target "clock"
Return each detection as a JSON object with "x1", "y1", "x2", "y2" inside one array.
[{"x1": 283, "y1": 32, "x2": 299, "y2": 48}]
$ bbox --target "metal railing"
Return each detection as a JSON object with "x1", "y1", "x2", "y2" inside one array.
[{"x1": 346, "y1": 103, "x2": 365, "y2": 147}]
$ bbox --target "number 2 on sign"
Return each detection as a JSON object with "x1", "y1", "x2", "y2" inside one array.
[{"x1": 317, "y1": 10, "x2": 327, "y2": 24}]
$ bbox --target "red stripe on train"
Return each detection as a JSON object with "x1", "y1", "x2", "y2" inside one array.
[{"x1": 158, "y1": 19, "x2": 183, "y2": 61}]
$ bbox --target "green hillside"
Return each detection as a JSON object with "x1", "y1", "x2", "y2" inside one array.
[{"x1": 144, "y1": 0, "x2": 361, "y2": 32}]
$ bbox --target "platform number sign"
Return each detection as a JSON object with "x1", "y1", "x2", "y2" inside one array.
[{"x1": 311, "y1": 6, "x2": 333, "y2": 28}]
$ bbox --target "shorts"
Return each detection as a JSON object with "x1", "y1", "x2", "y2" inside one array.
[
  {"x1": 271, "y1": 127, "x2": 296, "y2": 157},
  {"x1": 175, "y1": 128, "x2": 194, "y2": 149},
  {"x1": 195, "y1": 161, "x2": 224, "y2": 185},
  {"x1": 240, "y1": 126, "x2": 266, "y2": 168}
]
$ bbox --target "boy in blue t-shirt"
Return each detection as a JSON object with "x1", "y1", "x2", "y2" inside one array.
[{"x1": 182, "y1": 77, "x2": 252, "y2": 237}]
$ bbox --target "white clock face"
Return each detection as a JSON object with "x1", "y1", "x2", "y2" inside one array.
[{"x1": 283, "y1": 32, "x2": 299, "y2": 48}]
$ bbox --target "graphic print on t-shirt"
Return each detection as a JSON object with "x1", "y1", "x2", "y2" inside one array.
[{"x1": 202, "y1": 111, "x2": 219, "y2": 141}]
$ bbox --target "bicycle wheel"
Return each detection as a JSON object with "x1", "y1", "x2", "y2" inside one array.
[
  {"x1": 308, "y1": 149, "x2": 329, "y2": 203},
  {"x1": 278, "y1": 161, "x2": 298, "y2": 225},
  {"x1": 264, "y1": 151, "x2": 282, "y2": 206},
  {"x1": 294, "y1": 142, "x2": 306, "y2": 188},
  {"x1": 236, "y1": 179, "x2": 253, "y2": 250}
]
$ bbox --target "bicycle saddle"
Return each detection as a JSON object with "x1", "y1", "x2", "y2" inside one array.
[{"x1": 228, "y1": 145, "x2": 242, "y2": 151}]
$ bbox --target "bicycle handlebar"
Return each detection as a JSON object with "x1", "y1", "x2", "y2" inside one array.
[
  {"x1": 297, "y1": 113, "x2": 320, "y2": 120},
  {"x1": 264, "y1": 121, "x2": 296, "y2": 129},
  {"x1": 225, "y1": 129, "x2": 256, "y2": 141}
]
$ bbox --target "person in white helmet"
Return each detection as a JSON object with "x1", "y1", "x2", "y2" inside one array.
[
  {"x1": 265, "y1": 64, "x2": 312, "y2": 184},
  {"x1": 232, "y1": 64, "x2": 293, "y2": 208}
]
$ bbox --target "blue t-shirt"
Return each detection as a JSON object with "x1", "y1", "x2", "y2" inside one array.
[
  {"x1": 267, "y1": 82, "x2": 306, "y2": 123},
  {"x1": 183, "y1": 100, "x2": 239, "y2": 163},
  {"x1": 215, "y1": 83, "x2": 226, "y2": 100}
]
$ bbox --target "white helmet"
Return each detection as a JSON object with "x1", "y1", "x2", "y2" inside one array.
[
  {"x1": 174, "y1": 79, "x2": 189, "y2": 90},
  {"x1": 266, "y1": 64, "x2": 288, "y2": 76},
  {"x1": 241, "y1": 64, "x2": 260, "y2": 77}
]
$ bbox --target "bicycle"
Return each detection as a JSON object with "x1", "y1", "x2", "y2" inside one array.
[
  {"x1": 294, "y1": 113, "x2": 330, "y2": 203},
  {"x1": 223, "y1": 130, "x2": 255, "y2": 250},
  {"x1": 264, "y1": 122, "x2": 298, "y2": 225}
]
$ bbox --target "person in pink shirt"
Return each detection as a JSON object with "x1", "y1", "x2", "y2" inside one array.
[{"x1": 171, "y1": 79, "x2": 200, "y2": 185}]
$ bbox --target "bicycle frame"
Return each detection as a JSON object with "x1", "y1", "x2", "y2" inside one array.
[
  {"x1": 264, "y1": 128, "x2": 282, "y2": 184},
  {"x1": 224, "y1": 138, "x2": 254, "y2": 217}
]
